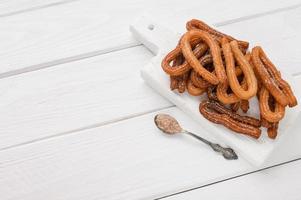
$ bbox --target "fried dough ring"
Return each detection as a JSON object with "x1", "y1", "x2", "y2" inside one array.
[
  {"x1": 176, "y1": 55, "x2": 189, "y2": 93},
  {"x1": 216, "y1": 38, "x2": 240, "y2": 104},
  {"x1": 260, "y1": 115, "x2": 272, "y2": 128},
  {"x1": 231, "y1": 99, "x2": 249, "y2": 113},
  {"x1": 170, "y1": 77, "x2": 178, "y2": 91},
  {"x1": 240, "y1": 100, "x2": 249, "y2": 113},
  {"x1": 190, "y1": 54, "x2": 213, "y2": 89},
  {"x1": 180, "y1": 30, "x2": 224, "y2": 85},
  {"x1": 259, "y1": 49, "x2": 297, "y2": 107},
  {"x1": 231, "y1": 102, "x2": 240, "y2": 112},
  {"x1": 207, "y1": 86, "x2": 218, "y2": 101},
  {"x1": 260, "y1": 115, "x2": 278, "y2": 139},
  {"x1": 190, "y1": 54, "x2": 243, "y2": 90},
  {"x1": 240, "y1": 53, "x2": 252, "y2": 113},
  {"x1": 199, "y1": 101, "x2": 261, "y2": 139},
  {"x1": 215, "y1": 39, "x2": 255, "y2": 104},
  {"x1": 190, "y1": 70, "x2": 211, "y2": 89},
  {"x1": 187, "y1": 78, "x2": 206, "y2": 96},
  {"x1": 177, "y1": 71, "x2": 190, "y2": 93},
  {"x1": 267, "y1": 122, "x2": 278, "y2": 139},
  {"x1": 206, "y1": 100, "x2": 261, "y2": 127},
  {"x1": 251, "y1": 46, "x2": 297, "y2": 107},
  {"x1": 186, "y1": 19, "x2": 249, "y2": 51},
  {"x1": 162, "y1": 42, "x2": 208, "y2": 76},
  {"x1": 216, "y1": 81, "x2": 240, "y2": 104},
  {"x1": 259, "y1": 87, "x2": 285, "y2": 123},
  {"x1": 162, "y1": 19, "x2": 298, "y2": 140},
  {"x1": 170, "y1": 54, "x2": 185, "y2": 91},
  {"x1": 224, "y1": 40, "x2": 257, "y2": 100}
]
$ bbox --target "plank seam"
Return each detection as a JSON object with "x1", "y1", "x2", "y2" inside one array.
[
  {"x1": 0, "y1": 0, "x2": 79, "y2": 18},
  {"x1": 1, "y1": 3, "x2": 301, "y2": 79},
  {"x1": 156, "y1": 158, "x2": 301, "y2": 200},
  {"x1": 1, "y1": 1, "x2": 301, "y2": 155},
  {"x1": 214, "y1": 3, "x2": 301, "y2": 27},
  {"x1": 0, "y1": 105, "x2": 175, "y2": 152},
  {"x1": 0, "y1": 42, "x2": 141, "y2": 79}
]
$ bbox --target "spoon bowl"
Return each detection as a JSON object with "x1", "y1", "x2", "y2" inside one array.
[
  {"x1": 154, "y1": 114, "x2": 183, "y2": 134},
  {"x1": 154, "y1": 113, "x2": 238, "y2": 160}
]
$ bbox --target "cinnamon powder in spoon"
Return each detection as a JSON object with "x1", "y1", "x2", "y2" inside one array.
[{"x1": 154, "y1": 114, "x2": 183, "y2": 134}]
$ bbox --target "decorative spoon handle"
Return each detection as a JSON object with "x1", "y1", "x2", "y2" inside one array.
[{"x1": 183, "y1": 131, "x2": 238, "y2": 160}]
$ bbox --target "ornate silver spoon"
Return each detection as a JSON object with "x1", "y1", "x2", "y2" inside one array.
[{"x1": 154, "y1": 114, "x2": 238, "y2": 160}]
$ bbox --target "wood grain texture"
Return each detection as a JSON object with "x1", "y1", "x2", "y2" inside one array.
[
  {"x1": 0, "y1": 107, "x2": 253, "y2": 200},
  {"x1": 1, "y1": 107, "x2": 301, "y2": 200},
  {"x1": 0, "y1": 0, "x2": 300, "y2": 150},
  {"x1": 0, "y1": 2, "x2": 301, "y2": 200},
  {"x1": 0, "y1": 0, "x2": 77, "y2": 17},
  {"x1": 164, "y1": 159, "x2": 301, "y2": 200},
  {"x1": 0, "y1": 0, "x2": 300, "y2": 77},
  {"x1": 0, "y1": 46, "x2": 171, "y2": 150}
]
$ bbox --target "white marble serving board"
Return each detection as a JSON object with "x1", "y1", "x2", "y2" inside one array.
[{"x1": 130, "y1": 15, "x2": 301, "y2": 166}]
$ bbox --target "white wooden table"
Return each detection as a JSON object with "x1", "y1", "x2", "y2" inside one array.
[{"x1": 1, "y1": 1, "x2": 301, "y2": 199}]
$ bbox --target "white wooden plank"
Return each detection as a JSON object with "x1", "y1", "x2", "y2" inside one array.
[
  {"x1": 164, "y1": 159, "x2": 301, "y2": 200},
  {"x1": 0, "y1": 0, "x2": 139, "y2": 77},
  {"x1": 0, "y1": 107, "x2": 254, "y2": 200},
  {"x1": 1, "y1": 107, "x2": 301, "y2": 200},
  {"x1": 0, "y1": 0, "x2": 300, "y2": 77},
  {"x1": 1, "y1": 5, "x2": 301, "y2": 152},
  {"x1": 1, "y1": 106, "x2": 300, "y2": 200},
  {"x1": 0, "y1": 0, "x2": 77, "y2": 17},
  {"x1": 0, "y1": 46, "x2": 171, "y2": 150},
  {"x1": 1, "y1": 4, "x2": 301, "y2": 199}
]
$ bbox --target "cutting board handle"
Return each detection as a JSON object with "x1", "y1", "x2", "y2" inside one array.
[{"x1": 130, "y1": 15, "x2": 180, "y2": 55}]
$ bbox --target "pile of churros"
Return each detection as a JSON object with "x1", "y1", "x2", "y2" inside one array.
[{"x1": 161, "y1": 19, "x2": 297, "y2": 139}]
